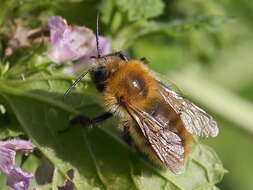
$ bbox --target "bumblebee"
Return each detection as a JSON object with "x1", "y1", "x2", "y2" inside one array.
[{"x1": 63, "y1": 15, "x2": 219, "y2": 174}]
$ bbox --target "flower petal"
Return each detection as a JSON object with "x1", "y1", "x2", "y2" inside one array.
[
  {"x1": 98, "y1": 36, "x2": 110, "y2": 56},
  {"x1": 47, "y1": 16, "x2": 96, "y2": 63},
  {"x1": 6, "y1": 168, "x2": 33, "y2": 190},
  {"x1": 48, "y1": 16, "x2": 68, "y2": 44},
  {"x1": 0, "y1": 139, "x2": 35, "y2": 154},
  {"x1": 65, "y1": 36, "x2": 111, "y2": 73},
  {"x1": 0, "y1": 146, "x2": 15, "y2": 174}
]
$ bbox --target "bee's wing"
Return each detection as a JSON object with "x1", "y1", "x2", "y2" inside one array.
[
  {"x1": 126, "y1": 103, "x2": 184, "y2": 174},
  {"x1": 159, "y1": 83, "x2": 219, "y2": 137}
]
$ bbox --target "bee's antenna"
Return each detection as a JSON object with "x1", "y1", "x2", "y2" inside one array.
[
  {"x1": 63, "y1": 70, "x2": 89, "y2": 101},
  {"x1": 63, "y1": 12, "x2": 101, "y2": 101},
  {"x1": 96, "y1": 12, "x2": 101, "y2": 58}
]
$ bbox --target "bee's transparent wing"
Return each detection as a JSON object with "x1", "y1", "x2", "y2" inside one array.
[
  {"x1": 159, "y1": 83, "x2": 219, "y2": 137},
  {"x1": 126, "y1": 103, "x2": 184, "y2": 174}
]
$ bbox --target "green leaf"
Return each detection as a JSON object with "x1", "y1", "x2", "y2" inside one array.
[
  {"x1": 22, "y1": 154, "x2": 42, "y2": 189},
  {"x1": 99, "y1": 0, "x2": 115, "y2": 24},
  {"x1": 0, "y1": 110, "x2": 24, "y2": 139},
  {"x1": 132, "y1": 39, "x2": 185, "y2": 74},
  {"x1": 52, "y1": 168, "x2": 66, "y2": 190},
  {"x1": 22, "y1": 154, "x2": 41, "y2": 174},
  {"x1": 33, "y1": 184, "x2": 53, "y2": 190},
  {"x1": 112, "y1": 15, "x2": 229, "y2": 50},
  {"x1": 116, "y1": 0, "x2": 164, "y2": 21},
  {"x1": 0, "y1": 78, "x2": 225, "y2": 190},
  {"x1": 0, "y1": 175, "x2": 12, "y2": 190}
]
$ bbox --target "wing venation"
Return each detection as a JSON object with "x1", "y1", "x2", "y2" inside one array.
[
  {"x1": 159, "y1": 84, "x2": 219, "y2": 137},
  {"x1": 125, "y1": 103, "x2": 184, "y2": 174}
]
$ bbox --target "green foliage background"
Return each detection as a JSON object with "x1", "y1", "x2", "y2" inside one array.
[{"x1": 0, "y1": 0, "x2": 252, "y2": 190}]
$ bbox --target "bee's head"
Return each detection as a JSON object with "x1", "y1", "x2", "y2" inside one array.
[
  {"x1": 90, "y1": 52, "x2": 127, "y2": 71},
  {"x1": 63, "y1": 13, "x2": 127, "y2": 99}
]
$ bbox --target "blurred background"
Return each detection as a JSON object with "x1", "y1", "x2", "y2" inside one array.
[{"x1": 0, "y1": 0, "x2": 253, "y2": 190}]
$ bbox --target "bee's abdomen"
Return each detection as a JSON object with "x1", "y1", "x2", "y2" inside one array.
[
  {"x1": 147, "y1": 101, "x2": 178, "y2": 130},
  {"x1": 146, "y1": 100, "x2": 192, "y2": 158}
]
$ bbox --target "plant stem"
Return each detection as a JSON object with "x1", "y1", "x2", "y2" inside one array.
[{"x1": 171, "y1": 71, "x2": 253, "y2": 135}]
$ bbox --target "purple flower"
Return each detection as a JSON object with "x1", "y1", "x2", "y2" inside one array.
[
  {"x1": 7, "y1": 168, "x2": 33, "y2": 190},
  {"x1": 47, "y1": 16, "x2": 110, "y2": 66},
  {"x1": 0, "y1": 139, "x2": 35, "y2": 190}
]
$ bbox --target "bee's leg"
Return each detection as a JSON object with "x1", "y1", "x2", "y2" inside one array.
[
  {"x1": 103, "y1": 51, "x2": 128, "y2": 61},
  {"x1": 114, "y1": 51, "x2": 128, "y2": 61},
  {"x1": 140, "y1": 57, "x2": 149, "y2": 65},
  {"x1": 71, "y1": 112, "x2": 112, "y2": 126},
  {"x1": 123, "y1": 126, "x2": 133, "y2": 146},
  {"x1": 58, "y1": 112, "x2": 112, "y2": 133}
]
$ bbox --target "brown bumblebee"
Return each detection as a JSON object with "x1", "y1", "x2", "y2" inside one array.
[{"x1": 63, "y1": 14, "x2": 219, "y2": 174}]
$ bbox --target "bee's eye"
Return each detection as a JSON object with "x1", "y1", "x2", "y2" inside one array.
[
  {"x1": 94, "y1": 68, "x2": 107, "y2": 81},
  {"x1": 91, "y1": 67, "x2": 109, "y2": 92},
  {"x1": 95, "y1": 70, "x2": 102, "y2": 77}
]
